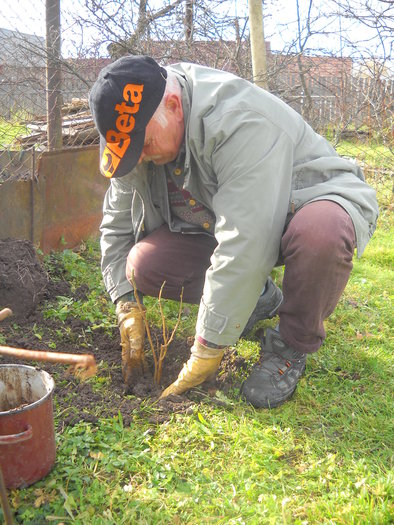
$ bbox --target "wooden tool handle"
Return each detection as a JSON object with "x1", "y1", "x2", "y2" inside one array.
[
  {"x1": 0, "y1": 346, "x2": 97, "y2": 378},
  {"x1": 0, "y1": 308, "x2": 13, "y2": 322}
]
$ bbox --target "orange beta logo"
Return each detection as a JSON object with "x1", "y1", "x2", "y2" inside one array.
[{"x1": 101, "y1": 83, "x2": 144, "y2": 178}]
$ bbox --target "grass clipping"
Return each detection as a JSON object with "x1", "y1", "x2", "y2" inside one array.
[{"x1": 129, "y1": 272, "x2": 184, "y2": 385}]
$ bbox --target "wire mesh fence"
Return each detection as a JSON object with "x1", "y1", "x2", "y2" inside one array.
[{"x1": 0, "y1": 0, "x2": 392, "y2": 208}]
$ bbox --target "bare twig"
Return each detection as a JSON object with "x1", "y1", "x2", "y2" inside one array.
[
  {"x1": 127, "y1": 271, "x2": 184, "y2": 385},
  {"x1": 127, "y1": 271, "x2": 158, "y2": 374},
  {"x1": 155, "y1": 283, "x2": 184, "y2": 385}
]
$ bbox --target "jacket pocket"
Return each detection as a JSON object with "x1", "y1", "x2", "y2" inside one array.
[{"x1": 197, "y1": 299, "x2": 228, "y2": 335}]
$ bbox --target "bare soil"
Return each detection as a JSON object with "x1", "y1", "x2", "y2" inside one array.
[{"x1": 0, "y1": 239, "x2": 249, "y2": 429}]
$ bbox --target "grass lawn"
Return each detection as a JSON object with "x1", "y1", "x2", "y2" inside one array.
[
  {"x1": 2, "y1": 147, "x2": 393, "y2": 524},
  {"x1": 0, "y1": 119, "x2": 28, "y2": 148}
]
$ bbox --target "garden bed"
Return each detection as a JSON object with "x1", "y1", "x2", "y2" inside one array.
[{"x1": 0, "y1": 238, "x2": 249, "y2": 429}]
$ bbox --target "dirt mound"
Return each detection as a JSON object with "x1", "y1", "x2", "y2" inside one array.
[
  {"x1": 0, "y1": 239, "x2": 49, "y2": 317},
  {"x1": 0, "y1": 238, "x2": 71, "y2": 319},
  {"x1": 0, "y1": 240, "x2": 251, "y2": 428}
]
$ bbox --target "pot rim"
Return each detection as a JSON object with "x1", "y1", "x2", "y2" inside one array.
[{"x1": 0, "y1": 364, "x2": 55, "y2": 417}]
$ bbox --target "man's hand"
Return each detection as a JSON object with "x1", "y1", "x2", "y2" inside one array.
[
  {"x1": 116, "y1": 301, "x2": 147, "y2": 387},
  {"x1": 160, "y1": 339, "x2": 225, "y2": 398}
]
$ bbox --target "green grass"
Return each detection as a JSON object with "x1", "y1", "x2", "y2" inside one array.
[
  {"x1": 3, "y1": 144, "x2": 393, "y2": 524},
  {"x1": 0, "y1": 118, "x2": 28, "y2": 147},
  {"x1": 335, "y1": 140, "x2": 393, "y2": 208},
  {"x1": 335, "y1": 141, "x2": 392, "y2": 171},
  {"x1": 43, "y1": 243, "x2": 117, "y2": 333}
]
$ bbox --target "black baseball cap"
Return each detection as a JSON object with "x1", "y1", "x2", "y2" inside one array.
[{"x1": 89, "y1": 55, "x2": 167, "y2": 178}]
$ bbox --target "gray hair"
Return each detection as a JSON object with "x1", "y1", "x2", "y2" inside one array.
[{"x1": 150, "y1": 70, "x2": 181, "y2": 128}]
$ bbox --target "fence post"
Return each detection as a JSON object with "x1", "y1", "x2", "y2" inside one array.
[
  {"x1": 46, "y1": 0, "x2": 63, "y2": 150},
  {"x1": 248, "y1": 0, "x2": 268, "y2": 90}
]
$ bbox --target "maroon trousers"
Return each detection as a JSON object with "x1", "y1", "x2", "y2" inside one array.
[{"x1": 126, "y1": 201, "x2": 356, "y2": 354}]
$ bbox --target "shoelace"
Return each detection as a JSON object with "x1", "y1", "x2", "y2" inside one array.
[{"x1": 257, "y1": 351, "x2": 305, "y2": 375}]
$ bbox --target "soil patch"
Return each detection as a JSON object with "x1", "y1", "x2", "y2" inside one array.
[
  {"x1": 0, "y1": 239, "x2": 51, "y2": 318},
  {"x1": 0, "y1": 239, "x2": 250, "y2": 429}
]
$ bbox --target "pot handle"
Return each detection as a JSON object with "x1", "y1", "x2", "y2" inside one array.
[{"x1": 0, "y1": 424, "x2": 33, "y2": 445}]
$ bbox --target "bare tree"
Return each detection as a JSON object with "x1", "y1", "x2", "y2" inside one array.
[
  {"x1": 71, "y1": 0, "x2": 247, "y2": 64},
  {"x1": 328, "y1": 0, "x2": 393, "y2": 148},
  {"x1": 0, "y1": 0, "x2": 392, "y2": 156},
  {"x1": 184, "y1": 0, "x2": 194, "y2": 44},
  {"x1": 295, "y1": 0, "x2": 314, "y2": 122}
]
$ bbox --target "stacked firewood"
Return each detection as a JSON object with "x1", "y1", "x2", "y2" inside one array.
[{"x1": 15, "y1": 99, "x2": 99, "y2": 149}]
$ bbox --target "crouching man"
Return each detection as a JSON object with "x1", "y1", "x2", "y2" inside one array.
[{"x1": 89, "y1": 55, "x2": 378, "y2": 408}]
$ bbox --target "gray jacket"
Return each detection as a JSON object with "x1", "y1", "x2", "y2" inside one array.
[{"x1": 100, "y1": 63, "x2": 378, "y2": 346}]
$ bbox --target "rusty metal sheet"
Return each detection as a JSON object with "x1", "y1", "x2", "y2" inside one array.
[
  {"x1": 38, "y1": 146, "x2": 108, "y2": 252},
  {"x1": 0, "y1": 177, "x2": 44, "y2": 245},
  {"x1": 0, "y1": 149, "x2": 35, "y2": 182},
  {"x1": 0, "y1": 145, "x2": 109, "y2": 253}
]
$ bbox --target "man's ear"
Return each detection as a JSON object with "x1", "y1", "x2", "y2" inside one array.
[{"x1": 164, "y1": 93, "x2": 183, "y2": 122}]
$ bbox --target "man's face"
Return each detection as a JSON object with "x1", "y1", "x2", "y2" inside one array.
[{"x1": 138, "y1": 94, "x2": 184, "y2": 166}]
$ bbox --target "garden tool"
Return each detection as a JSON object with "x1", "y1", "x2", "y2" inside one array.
[
  {"x1": 0, "y1": 308, "x2": 96, "y2": 379},
  {"x1": 0, "y1": 309, "x2": 12, "y2": 322},
  {"x1": 0, "y1": 308, "x2": 16, "y2": 524},
  {"x1": 0, "y1": 346, "x2": 97, "y2": 379},
  {"x1": 0, "y1": 465, "x2": 14, "y2": 525}
]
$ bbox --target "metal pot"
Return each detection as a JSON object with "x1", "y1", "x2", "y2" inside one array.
[{"x1": 0, "y1": 364, "x2": 56, "y2": 489}]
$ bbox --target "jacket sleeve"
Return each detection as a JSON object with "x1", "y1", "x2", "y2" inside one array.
[
  {"x1": 100, "y1": 176, "x2": 135, "y2": 302},
  {"x1": 196, "y1": 109, "x2": 295, "y2": 346}
]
